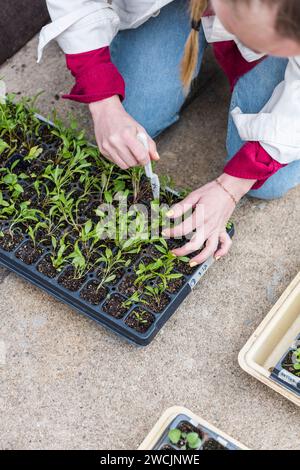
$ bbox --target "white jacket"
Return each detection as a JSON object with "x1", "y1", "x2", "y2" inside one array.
[{"x1": 39, "y1": 1, "x2": 300, "y2": 165}]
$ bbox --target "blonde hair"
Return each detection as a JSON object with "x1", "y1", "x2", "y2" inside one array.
[
  {"x1": 181, "y1": 0, "x2": 208, "y2": 90},
  {"x1": 182, "y1": 0, "x2": 300, "y2": 90}
]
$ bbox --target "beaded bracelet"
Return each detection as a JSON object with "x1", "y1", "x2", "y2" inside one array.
[{"x1": 215, "y1": 178, "x2": 238, "y2": 205}]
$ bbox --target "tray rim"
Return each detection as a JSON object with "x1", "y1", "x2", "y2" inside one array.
[
  {"x1": 238, "y1": 272, "x2": 300, "y2": 407},
  {"x1": 138, "y1": 406, "x2": 249, "y2": 450}
]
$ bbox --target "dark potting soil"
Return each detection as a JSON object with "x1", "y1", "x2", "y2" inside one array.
[
  {"x1": 58, "y1": 267, "x2": 86, "y2": 291},
  {"x1": 0, "y1": 231, "x2": 23, "y2": 251},
  {"x1": 102, "y1": 294, "x2": 128, "y2": 319},
  {"x1": 202, "y1": 439, "x2": 226, "y2": 450},
  {"x1": 80, "y1": 280, "x2": 107, "y2": 305},
  {"x1": 177, "y1": 422, "x2": 204, "y2": 440},
  {"x1": 26, "y1": 159, "x2": 45, "y2": 175},
  {"x1": 35, "y1": 228, "x2": 53, "y2": 246},
  {"x1": 15, "y1": 241, "x2": 43, "y2": 265},
  {"x1": 175, "y1": 259, "x2": 197, "y2": 276},
  {"x1": 166, "y1": 238, "x2": 184, "y2": 251},
  {"x1": 135, "y1": 256, "x2": 153, "y2": 268},
  {"x1": 6, "y1": 155, "x2": 30, "y2": 175},
  {"x1": 144, "y1": 291, "x2": 170, "y2": 313},
  {"x1": 125, "y1": 308, "x2": 155, "y2": 333},
  {"x1": 166, "y1": 276, "x2": 184, "y2": 294},
  {"x1": 160, "y1": 445, "x2": 175, "y2": 451},
  {"x1": 122, "y1": 251, "x2": 140, "y2": 264},
  {"x1": 119, "y1": 274, "x2": 139, "y2": 297},
  {"x1": 21, "y1": 185, "x2": 37, "y2": 202},
  {"x1": 145, "y1": 244, "x2": 161, "y2": 258},
  {"x1": 37, "y1": 254, "x2": 58, "y2": 278},
  {"x1": 134, "y1": 181, "x2": 153, "y2": 203}
]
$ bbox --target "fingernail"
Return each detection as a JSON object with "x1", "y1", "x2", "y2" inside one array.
[
  {"x1": 190, "y1": 261, "x2": 198, "y2": 268},
  {"x1": 154, "y1": 151, "x2": 160, "y2": 160},
  {"x1": 215, "y1": 256, "x2": 221, "y2": 261},
  {"x1": 166, "y1": 210, "x2": 174, "y2": 218}
]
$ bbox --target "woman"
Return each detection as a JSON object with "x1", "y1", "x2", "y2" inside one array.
[{"x1": 39, "y1": 0, "x2": 300, "y2": 266}]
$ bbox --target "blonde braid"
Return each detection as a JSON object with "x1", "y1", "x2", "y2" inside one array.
[{"x1": 181, "y1": 0, "x2": 208, "y2": 91}]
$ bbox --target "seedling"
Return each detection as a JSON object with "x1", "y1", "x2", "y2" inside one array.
[
  {"x1": 293, "y1": 348, "x2": 300, "y2": 374},
  {"x1": 133, "y1": 309, "x2": 148, "y2": 325},
  {"x1": 50, "y1": 235, "x2": 69, "y2": 272},
  {"x1": 122, "y1": 291, "x2": 146, "y2": 310},
  {"x1": 168, "y1": 428, "x2": 202, "y2": 450},
  {"x1": 97, "y1": 248, "x2": 130, "y2": 289},
  {"x1": 24, "y1": 145, "x2": 43, "y2": 162},
  {"x1": 67, "y1": 241, "x2": 88, "y2": 278},
  {"x1": 282, "y1": 346, "x2": 300, "y2": 377}
]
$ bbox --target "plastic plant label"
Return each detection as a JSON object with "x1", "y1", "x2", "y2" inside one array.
[
  {"x1": 278, "y1": 369, "x2": 300, "y2": 390},
  {"x1": 188, "y1": 256, "x2": 215, "y2": 289},
  {"x1": 271, "y1": 333, "x2": 300, "y2": 396}
]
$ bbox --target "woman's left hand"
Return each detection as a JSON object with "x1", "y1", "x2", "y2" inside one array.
[{"x1": 163, "y1": 173, "x2": 256, "y2": 267}]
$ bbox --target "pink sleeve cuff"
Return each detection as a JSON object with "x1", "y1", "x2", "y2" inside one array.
[
  {"x1": 63, "y1": 47, "x2": 125, "y2": 104},
  {"x1": 213, "y1": 41, "x2": 264, "y2": 91},
  {"x1": 224, "y1": 142, "x2": 286, "y2": 189}
]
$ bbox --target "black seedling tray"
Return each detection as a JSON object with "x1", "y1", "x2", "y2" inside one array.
[
  {"x1": 154, "y1": 413, "x2": 240, "y2": 450},
  {"x1": 0, "y1": 224, "x2": 234, "y2": 346},
  {"x1": 271, "y1": 333, "x2": 300, "y2": 396},
  {"x1": 0, "y1": 108, "x2": 234, "y2": 346}
]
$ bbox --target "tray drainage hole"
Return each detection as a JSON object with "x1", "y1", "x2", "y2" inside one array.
[
  {"x1": 88, "y1": 273, "x2": 94, "y2": 279},
  {"x1": 111, "y1": 287, "x2": 116, "y2": 292},
  {"x1": 127, "y1": 268, "x2": 132, "y2": 273},
  {"x1": 142, "y1": 250, "x2": 148, "y2": 255}
]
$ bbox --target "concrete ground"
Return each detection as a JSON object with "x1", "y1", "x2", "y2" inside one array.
[{"x1": 0, "y1": 36, "x2": 299, "y2": 451}]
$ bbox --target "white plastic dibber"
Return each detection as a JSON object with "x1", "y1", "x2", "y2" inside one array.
[{"x1": 137, "y1": 132, "x2": 160, "y2": 200}]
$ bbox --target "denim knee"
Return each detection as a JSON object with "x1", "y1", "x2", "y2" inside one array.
[{"x1": 248, "y1": 162, "x2": 300, "y2": 200}]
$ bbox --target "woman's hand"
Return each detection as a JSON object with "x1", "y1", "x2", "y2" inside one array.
[
  {"x1": 89, "y1": 95, "x2": 159, "y2": 169},
  {"x1": 163, "y1": 174, "x2": 256, "y2": 266}
]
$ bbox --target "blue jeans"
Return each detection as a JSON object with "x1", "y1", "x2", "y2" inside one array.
[{"x1": 111, "y1": 0, "x2": 300, "y2": 200}]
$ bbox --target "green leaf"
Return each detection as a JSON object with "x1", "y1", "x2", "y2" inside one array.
[
  {"x1": 104, "y1": 190, "x2": 113, "y2": 204},
  {"x1": 25, "y1": 145, "x2": 43, "y2": 161},
  {"x1": 186, "y1": 432, "x2": 201, "y2": 449},
  {"x1": 95, "y1": 208, "x2": 105, "y2": 217},
  {"x1": 179, "y1": 256, "x2": 190, "y2": 263},
  {"x1": 168, "y1": 429, "x2": 181, "y2": 445},
  {"x1": 14, "y1": 184, "x2": 24, "y2": 193},
  {"x1": 0, "y1": 199, "x2": 9, "y2": 207},
  {"x1": 3, "y1": 174, "x2": 16, "y2": 185},
  {"x1": 51, "y1": 236, "x2": 57, "y2": 250},
  {"x1": 84, "y1": 219, "x2": 93, "y2": 235},
  {"x1": 0, "y1": 139, "x2": 9, "y2": 154},
  {"x1": 155, "y1": 244, "x2": 167, "y2": 254},
  {"x1": 168, "y1": 273, "x2": 183, "y2": 280},
  {"x1": 293, "y1": 363, "x2": 300, "y2": 370},
  {"x1": 105, "y1": 274, "x2": 116, "y2": 284}
]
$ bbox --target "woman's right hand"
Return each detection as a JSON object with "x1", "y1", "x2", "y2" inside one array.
[{"x1": 89, "y1": 95, "x2": 159, "y2": 169}]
